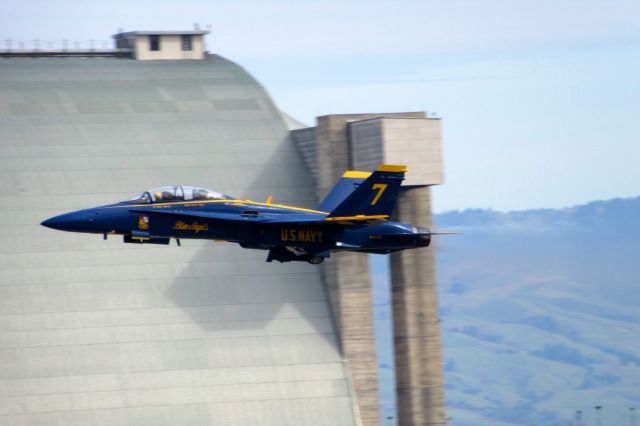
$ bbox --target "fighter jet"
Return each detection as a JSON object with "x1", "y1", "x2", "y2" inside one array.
[{"x1": 41, "y1": 164, "x2": 436, "y2": 264}]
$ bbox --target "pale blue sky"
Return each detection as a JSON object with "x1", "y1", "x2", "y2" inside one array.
[{"x1": 3, "y1": 0, "x2": 639, "y2": 212}]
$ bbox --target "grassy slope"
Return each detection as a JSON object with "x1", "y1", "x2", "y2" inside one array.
[{"x1": 435, "y1": 197, "x2": 640, "y2": 425}]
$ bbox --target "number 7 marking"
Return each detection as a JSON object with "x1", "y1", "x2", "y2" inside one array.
[{"x1": 371, "y1": 183, "x2": 388, "y2": 205}]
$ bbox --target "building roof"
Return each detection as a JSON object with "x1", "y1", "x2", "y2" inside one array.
[{"x1": 114, "y1": 30, "x2": 210, "y2": 37}]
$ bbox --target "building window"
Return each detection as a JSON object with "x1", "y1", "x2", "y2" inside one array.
[
  {"x1": 149, "y1": 35, "x2": 160, "y2": 51},
  {"x1": 181, "y1": 35, "x2": 192, "y2": 51}
]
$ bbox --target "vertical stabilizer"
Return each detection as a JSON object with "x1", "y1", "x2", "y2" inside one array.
[
  {"x1": 318, "y1": 171, "x2": 371, "y2": 212},
  {"x1": 326, "y1": 165, "x2": 406, "y2": 218}
]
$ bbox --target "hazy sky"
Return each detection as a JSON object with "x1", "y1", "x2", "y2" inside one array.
[{"x1": 3, "y1": 0, "x2": 639, "y2": 212}]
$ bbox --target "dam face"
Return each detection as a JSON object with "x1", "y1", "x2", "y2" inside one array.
[{"x1": 0, "y1": 57, "x2": 358, "y2": 425}]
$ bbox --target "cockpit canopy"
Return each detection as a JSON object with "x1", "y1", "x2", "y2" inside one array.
[{"x1": 128, "y1": 186, "x2": 233, "y2": 204}]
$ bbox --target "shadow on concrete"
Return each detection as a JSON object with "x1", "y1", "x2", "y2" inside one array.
[{"x1": 166, "y1": 142, "x2": 341, "y2": 349}]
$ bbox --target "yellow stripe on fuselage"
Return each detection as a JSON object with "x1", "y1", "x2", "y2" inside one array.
[{"x1": 108, "y1": 199, "x2": 328, "y2": 215}]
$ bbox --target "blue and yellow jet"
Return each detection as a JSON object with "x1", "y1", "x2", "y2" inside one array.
[{"x1": 41, "y1": 164, "x2": 433, "y2": 264}]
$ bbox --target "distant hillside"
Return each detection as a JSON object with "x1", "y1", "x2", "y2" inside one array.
[
  {"x1": 436, "y1": 197, "x2": 640, "y2": 233},
  {"x1": 434, "y1": 197, "x2": 640, "y2": 426}
]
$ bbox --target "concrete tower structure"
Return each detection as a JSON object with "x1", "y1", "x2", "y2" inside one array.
[
  {"x1": 0, "y1": 35, "x2": 360, "y2": 425},
  {"x1": 291, "y1": 113, "x2": 446, "y2": 426}
]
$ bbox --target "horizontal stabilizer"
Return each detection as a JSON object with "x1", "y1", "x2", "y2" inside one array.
[{"x1": 325, "y1": 214, "x2": 388, "y2": 223}]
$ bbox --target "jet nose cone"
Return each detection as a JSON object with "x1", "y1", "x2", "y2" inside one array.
[
  {"x1": 41, "y1": 212, "x2": 77, "y2": 231},
  {"x1": 41, "y1": 216, "x2": 61, "y2": 230},
  {"x1": 41, "y1": 210, "x2": 95, "y2": 232}
]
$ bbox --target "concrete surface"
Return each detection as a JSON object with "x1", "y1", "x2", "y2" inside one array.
[{"x1": 0, "y1": 57, "x2": 357, "y2": 426}]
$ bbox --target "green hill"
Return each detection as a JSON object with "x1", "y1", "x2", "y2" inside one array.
[{"x1": 435, "y1": 197, "x2": 640, "y2": 425}]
